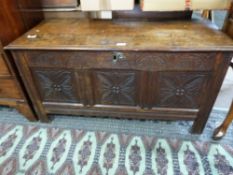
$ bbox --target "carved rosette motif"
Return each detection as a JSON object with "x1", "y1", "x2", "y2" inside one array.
[
  {"x1": 158, "y1": 72, "x2": 208, "y2": 108},
  {"x1": 33, "y1": 70, "x2": 78, "y2": 103},
  {"x1": 95, "y1": 71, "x2": 136, "y2": 106}
]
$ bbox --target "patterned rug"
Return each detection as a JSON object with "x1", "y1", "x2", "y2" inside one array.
[{"x1": 0, "y1": 107, "x2": 233, "y2": 175}]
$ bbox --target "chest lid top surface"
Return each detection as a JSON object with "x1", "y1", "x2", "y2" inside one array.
[{"x1": 6, "y1": 19, "x2": 233, "y2": 51}]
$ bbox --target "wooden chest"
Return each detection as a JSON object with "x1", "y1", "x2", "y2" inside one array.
[{"x1": 6, "y1": 19, "x2": 233, "y2": 133}]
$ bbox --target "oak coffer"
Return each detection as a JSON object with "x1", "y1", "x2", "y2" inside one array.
[{"x1": 6, "y1": 19, "x2": 233, "y2": 133}]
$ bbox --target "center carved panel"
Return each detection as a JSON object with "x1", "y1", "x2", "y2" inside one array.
[
  {"x1": 94, "y1": 71, "x2": 137, "y2": 106},
  {"x1": 33, "y1": 69, "x2": 79, "y2": 103},
  {"x1": 157, "y1": 72, "x2": 209, "y2": 108}
]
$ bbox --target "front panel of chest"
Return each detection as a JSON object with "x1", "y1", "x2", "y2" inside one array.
[
  {"x1": 22, "y1": 51, "x2": 216, "y2": 113},
  {"x1": 32, "y1": 69, "x2": 82, "y2": 103},
  {"x1": 150, "y1": 71, "x2": 210, "y2": 109},
  {"x1": 92, "y1": 70, "x2": 140, "y2": 106}
]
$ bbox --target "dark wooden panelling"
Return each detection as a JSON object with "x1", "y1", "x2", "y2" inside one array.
[
  {"x1": 18, "y1": 0, "x2": 78, "y2": 8},
  {"x1": 0, "y1": 79, "x2": 22, "y2": 99},
  {"x1": 13, "y1": 50, "x2": 231, "y2": 134},
  {"x1": 26, "y1": 51, "x2": 216, "y2": 71},
  {"x1": 113, "y1": 5, "x2": 192, "y2": 20},
  {"x1": 7, "y1": 19, "x2": 233, "y2": 134},
  {"x1": 0, "y1": 0, "x2": 41, "y2": 121},
  {"x1": 225, "y1": 20, "x2": 233, "y2": 38},
  {"x1": 32, "y1": 69, "x2": 81, "y2": 103},
  {"x1": 156, "y1": 72, "x2": 210, "y2": 108},
  {"x1": 0, "y1": 54, "x2": 10, "y2": 76},
  {"x1": 44, "y1": 103, "x2": 198, "y2": 120},
  {"x1": 0, "y1": 0, "x2": 25, "y2": 46},
  {"x1": 93, "y1": 70, "x2": 138, "y2": 106}
]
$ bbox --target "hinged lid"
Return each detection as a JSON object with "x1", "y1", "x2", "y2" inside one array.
[{"x1": 6, "y1": 19, "x2": 233, "y2": 51}]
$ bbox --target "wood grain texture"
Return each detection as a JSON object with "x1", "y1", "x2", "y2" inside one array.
[
  {"x1": 15, "y1": 102, "x2": 37, "y2": 121},
  {"x1": 113, "y1": 5, "x2": 192, "y2": 20},
  {"x1": 6, "y1": 19, "x2": 233, "y2": 51},
  {"x1": 11, "y1": 50, "x2": 232, "y2": 134},
  {"x1": 44, "y1": 103, "x2": 198, "y2": 120},
  {"x1": 93, "y1": 70, "x2": 137, "y2": 106},
  {"x1": 32, "y1": 69, "x2": 80, "y2": 103},
  {"x1": 12, "y1": 51, "x2": 48, "y2": 122},
  {"x1": 0, "y1": 79, "x2": 22, "y2": 99},
  {"x1": 192, "y1": 53, "x2": 232, "y2": 133},
  {"x1": 17, "y1": 0, "x2": 78, "y2": 8},
  {"x1": 156, "y1": 72, "x2": 210, "y2": 108},
  {"x1": 0, "y1": 0, "x2": 39, "y2": 121},
  {"x1": 25, "y1": 51, "x2": 217, "y2": 71},
  {"x1": 0, "y1": 0, "x2": 25, "y2": 46},
  {"x1": 0, "y1": 54, "x2": 10, "y2": 76},
  {"x1": 7, "y1": 19, "x2": 233, "y2": 134}
]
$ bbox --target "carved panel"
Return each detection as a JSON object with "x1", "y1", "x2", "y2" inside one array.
[
  {"x1": 27, "y1": 51, "x2": 216, "y2": 71},
  {"x1": 94, "y1": 71, "x2": 137, "y2": 106},
  {"x1": 134, "y1": 53, "x2": 216, "y2": 71},
  {"x1": 157, "y1": 72, "x2": 209, "y2": 108},
  {"x1": 32, "y1": 69, "x2": 79, "y2": 103}
]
